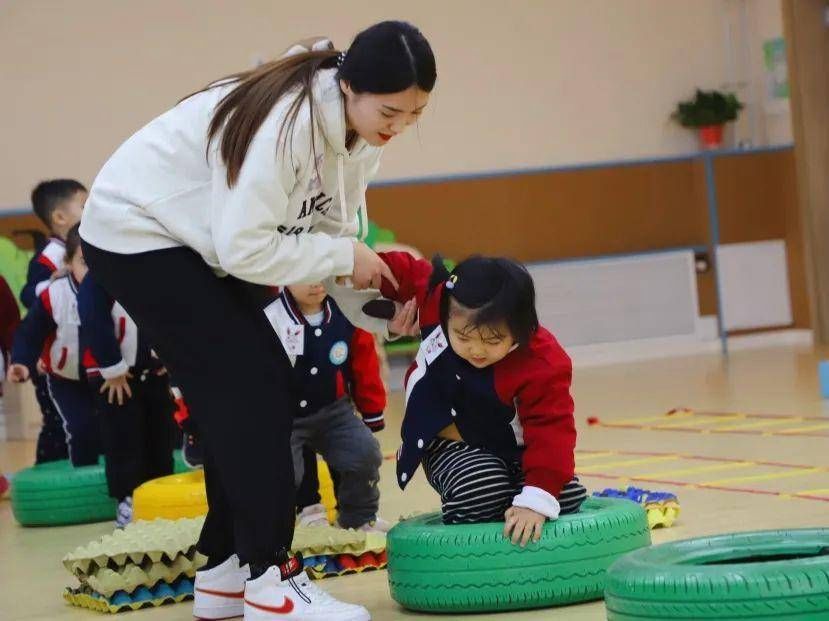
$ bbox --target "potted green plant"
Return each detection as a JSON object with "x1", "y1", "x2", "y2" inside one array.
[{"x1": 672, "y1": 89, "x2": 744, "y2": 149}]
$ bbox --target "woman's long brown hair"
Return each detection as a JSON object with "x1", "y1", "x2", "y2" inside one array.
[{"x1": 184, "y1": 41, "x2": 338, "y2": 188}]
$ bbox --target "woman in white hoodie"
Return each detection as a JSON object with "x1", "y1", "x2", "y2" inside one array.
[{"x1": 80, "y1": 21, "x2": 435, "y2": 621}]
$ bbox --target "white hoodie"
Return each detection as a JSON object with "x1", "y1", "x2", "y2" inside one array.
[{"x1": 81, "y1": 68, "x2": 387, "y2": 330}]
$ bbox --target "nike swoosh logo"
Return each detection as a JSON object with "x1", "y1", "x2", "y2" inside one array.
[
  {"x1": 195, "y1": 586, "x2": 245, "y2": 599},
  {"x1": 245, "y1": 596, "x2": 295, "y2": 614}
]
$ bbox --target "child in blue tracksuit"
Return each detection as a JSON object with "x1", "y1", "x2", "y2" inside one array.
[
  {"x1": 20, "y1": 179, "x2": 87, "y2": 464},
  {"x1": 264, "y1": 283, "x2": 388, "y2": 531},
  {"x1": 78, "y1": 269, "x2": 177, "y2": 527},
  {"x1": 7, "y1": 224, "x2": 100, "y2": 466}
]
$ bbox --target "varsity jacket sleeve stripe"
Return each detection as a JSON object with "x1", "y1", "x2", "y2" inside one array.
[
  {"x1": 11, "y1": 291, "x2": 56, "y2": 369},
  {"x1": 20, "y1": 254, "x2": 55, "y2": 309},
  {"x1": 77, "y1": 276, "x2": 127, "y2": 378},
  {"x1": 348, "y1": 327, "x2": 386, "y2": 430}
]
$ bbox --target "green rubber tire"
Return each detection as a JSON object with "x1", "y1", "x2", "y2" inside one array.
[
  {"x1": 11, "y1": 450, "x2": 191, "y2": 526},
  {"x1": 605, "y1": 528, "x2": 829, "y2": 620},
  {"x1": 387, "y1": 497, "x2": 651, "y2": 613}
]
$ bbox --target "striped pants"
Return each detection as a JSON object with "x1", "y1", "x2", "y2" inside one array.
[{"x1": 423, "y1": 438, "x2": 587, "y2": 524}]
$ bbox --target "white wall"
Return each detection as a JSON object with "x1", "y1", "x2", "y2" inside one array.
[
  {"x1": 0, "y1": 0, "x2": 790, "y2": 209},
  {"x1": 748, "y1": 0, "x2": 793, "y2": 145}
]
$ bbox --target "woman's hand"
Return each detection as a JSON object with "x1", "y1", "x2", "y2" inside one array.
[
  {"x1": 388, "y1": 298, "x2": 419, "y2": 337},
  {"x1": 100, "y1": 372, "x2": 133, "y2": 406},
  {"x1": 6, "y1": 363, "x2": 30, "y2": 383},
  {"x1": 352, "y1": 241, "x2": 399, "y2": 291},
  {"x1": 503, "y1": 506, "x2": 546, "y2": 547}
]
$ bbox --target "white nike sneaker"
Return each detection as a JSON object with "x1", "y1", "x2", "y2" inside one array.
[
  {"x1": 193, "y1": 554, "x2": 250, "y2": 620},
  {"x1": 296, "y1": 503, "x2": 329, "y2": 528},
  {"x1": 244, "y1": 556, "x2": 370, "y2": 621}
]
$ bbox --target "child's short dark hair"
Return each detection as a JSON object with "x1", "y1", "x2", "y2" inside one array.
[
  {"x1": 31, "y1": 179, "x2": 86, "y2": 228},
  {"x1": 64, "y1": 223, "x2": 82, "y2": 263},
  {"x1": 434, "y1": 255, "x2": 539, "y2": 346}
]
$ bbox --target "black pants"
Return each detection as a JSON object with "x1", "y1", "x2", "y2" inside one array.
[
  {"x1": 91, "y1": 370, "x2": 176, "y2": 500},
  {"x1": 82, "y1": 241, "x2": 296, "y2": 567},
  {"x1": 33, "y1": 373, "x2": 69, "y2": 464}
]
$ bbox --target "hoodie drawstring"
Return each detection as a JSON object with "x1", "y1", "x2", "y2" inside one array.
[
  {"x1": 358, "y1": 164, "x2": 368, "y2": 241},
  {"x1": 336, "y1": 154, "x2": 367, "y2": 241},
  {"x1": 336, "y1": 154, "x2": 348, "y2": 236}
]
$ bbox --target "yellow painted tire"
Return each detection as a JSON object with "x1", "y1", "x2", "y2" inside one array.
[
  {"x1": 317, "y1": 459, "x2": 338, "y2": 524},
  {"x1": 133, "y1": 470, "x2": 207, "y2": 520},
  {"x1": 133, "y1": 459, "x2": 338, "y2": 522}
]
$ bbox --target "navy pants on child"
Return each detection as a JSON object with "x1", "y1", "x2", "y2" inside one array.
[
  {"x1": 45, "y1": 375, "x2": 99, "y2": 466},
  {"x1": 34, "y1": 373, "x2": 69, "y2": 464}
]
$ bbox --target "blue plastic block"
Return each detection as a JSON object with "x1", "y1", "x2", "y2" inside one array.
[{"x1": 819, "y1": 361, "x2": 829, "y2": 398}]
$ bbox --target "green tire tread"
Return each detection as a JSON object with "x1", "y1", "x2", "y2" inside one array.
[
  {"x1": 387, "y1": 497, "x2": 651, "y2": 613},
  {"x1": 605, "y1": 528, "x2": 829, "y2": 620}
]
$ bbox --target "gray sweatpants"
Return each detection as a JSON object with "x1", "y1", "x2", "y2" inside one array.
[{"x1": 291, "y1": 398, "x2": 383, "y2": 528}]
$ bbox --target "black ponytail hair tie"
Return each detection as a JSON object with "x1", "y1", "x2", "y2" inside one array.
[{"x1": 428, "y1": 254, "x2": 451, "y2": 292}]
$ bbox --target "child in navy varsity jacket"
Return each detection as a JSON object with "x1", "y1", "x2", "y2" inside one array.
[
  {"x1": 19, "y1": 179, "x2": 87, "y2": 464},
  {"x1": 7, "y1": 225, "x2": 101, "y2": 466},
  {"x1": 78, "y1": 271, "x2": 177, "y2": 528},
  {"x1": 375, "y1": 253, "x2": 587, "y2": 546},
  {"x1": 263, "y1": 283, "x2": 389, "y2": 532}
]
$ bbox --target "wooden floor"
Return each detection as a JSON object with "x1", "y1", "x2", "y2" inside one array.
[{"x1": 2, "y1": 341, "x2": 829, "y2": 621}]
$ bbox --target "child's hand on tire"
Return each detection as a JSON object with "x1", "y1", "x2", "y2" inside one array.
[{"x1": 504, "y1": 506, "x2": 546, "y2": 547}]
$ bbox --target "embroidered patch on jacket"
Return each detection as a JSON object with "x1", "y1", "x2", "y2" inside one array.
[{"x1": 329, "y1": 340, "x2": 349, "y2": 365}]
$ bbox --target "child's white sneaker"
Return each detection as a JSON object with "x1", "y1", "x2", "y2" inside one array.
[
  {"x1": 244, "y1": 556, "x2": 370, "y2": 620},
  {"x1": 115, "y1": 496, "x2": 133, "y2": 529},
  {"x1": 296, "y1": 503, "x2": 329, "y2": 528},
  {"x1": 193, "y1": 554, "x2": 250, "y2": 620}
]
